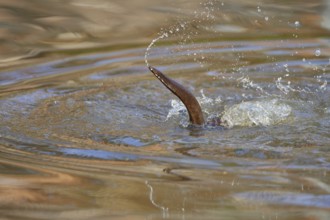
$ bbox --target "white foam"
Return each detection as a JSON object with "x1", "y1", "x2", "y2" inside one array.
[{"x1": 221, "y1": 99, "x2": 292, "y2": 127}]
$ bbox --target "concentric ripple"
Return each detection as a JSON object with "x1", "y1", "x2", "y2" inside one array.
[{"x1": 0, "y1": 0, "x2": 329, "y2": 218}]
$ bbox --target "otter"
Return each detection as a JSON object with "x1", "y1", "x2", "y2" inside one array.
[{"x1": 149, "y1": 66, "x2": 222, "y2": 126}]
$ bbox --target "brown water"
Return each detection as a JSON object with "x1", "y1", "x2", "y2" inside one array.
[{"x1": 0, "y1": 0, "x2": 329, "y2": 219}]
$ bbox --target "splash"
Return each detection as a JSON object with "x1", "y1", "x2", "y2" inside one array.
[
  {"x1": 144, "y1": 0, "x2": 219, "y2": 68},
  {"x1": 237, "y1": 75, "x2": 270, "y2": 96},
  {"x1": 144, "y1": 17, "x2": 197, "y2": 67},
  {"x1": 166, "y1": 90, "x2": 222, "y2": 126},
  {"x1": 221, "y1": 99, "x2": 292, "y2": 127},
  {"x1": 144, "y1": 32, "x2": 169, "y2": 67},
  {"x1": 166, "y1": 90, "x2": 292, "y2": 128}
]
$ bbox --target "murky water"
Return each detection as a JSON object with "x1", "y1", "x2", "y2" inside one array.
[{"x1": 0, "y1": 0, "x2": 329, "y2": 219}]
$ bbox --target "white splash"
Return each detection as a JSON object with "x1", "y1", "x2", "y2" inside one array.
[
  {"x1": 221, "y1": 99, "x2": 292, "y2": 127},
  {"x1": 144, "y1": 0, "x2": 219, "y2": 68},
  {"x1": 165, "y1": 90, "x2": 222, "y2": 123},
  {"x1": 166, "y1": 99, "x2": 187, "y2": 121},
  {"x1": 319, "y1": 80, "x2": 327, "y2": 91},
  {"x1": 237, "y1": 75, "x2": 269, "y2": 95},
  {"x1": 145, "y1": 32, "x2": 169, "y2": 67}
]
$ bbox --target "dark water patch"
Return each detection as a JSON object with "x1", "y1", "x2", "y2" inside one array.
[{"x1": 0, "y1": 162, "x2": 40, "y2": 175}]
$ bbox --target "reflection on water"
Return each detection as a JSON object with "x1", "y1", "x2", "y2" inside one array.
[{"x1": 0, "y1": 0, "x2": 329, "y2": 219}]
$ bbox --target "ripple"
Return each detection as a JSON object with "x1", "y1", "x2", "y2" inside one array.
[
  {"x1": 234, "y1": 191, "x2": 330, "y2": 208},
  {"x1": 0, "y1": 39, "x2": 329, "y2": 162},
  {"x1": 1, "y1": 0, "x2": 330, "y2": 218}
]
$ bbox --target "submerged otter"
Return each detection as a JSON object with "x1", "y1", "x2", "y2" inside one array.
[{"x1": 149, "y1": 66, "x2": 222, "y2": 126}]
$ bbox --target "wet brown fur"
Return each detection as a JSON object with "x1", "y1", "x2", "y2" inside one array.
[{"x1": 149, "y1": 66, "x2": 205, "y2": 125}]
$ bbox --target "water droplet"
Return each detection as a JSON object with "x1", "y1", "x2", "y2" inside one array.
[
  {"x1": 180, "y1": 23, "x2": 185, "y2": 29},
  {"x1": 315, "y1": 49, "x2": 321, "y2": 56},
  {"x1": 257, "y1": 6, "x2": 261, "y2": 13}
]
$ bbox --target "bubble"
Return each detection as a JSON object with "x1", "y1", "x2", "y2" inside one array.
[
  {"x1": 315, "y1": 49, "x2": 321, "y2": 56},
  {"x1": 294, "y1": 21, "x2": 300, "y2": 27}
]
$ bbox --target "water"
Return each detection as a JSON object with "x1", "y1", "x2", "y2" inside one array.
[{"x1": 0, "y1": 0, "x2": 329, "y2": 219}]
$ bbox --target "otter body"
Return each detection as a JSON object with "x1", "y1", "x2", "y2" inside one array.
[{"x1": 149, "y1": 66, "x2": 206, "y2": 126}]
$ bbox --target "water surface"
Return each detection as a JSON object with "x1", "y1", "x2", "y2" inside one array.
[{"x1": 0, "y1": 0, "x2": 329, "y2": 219}]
